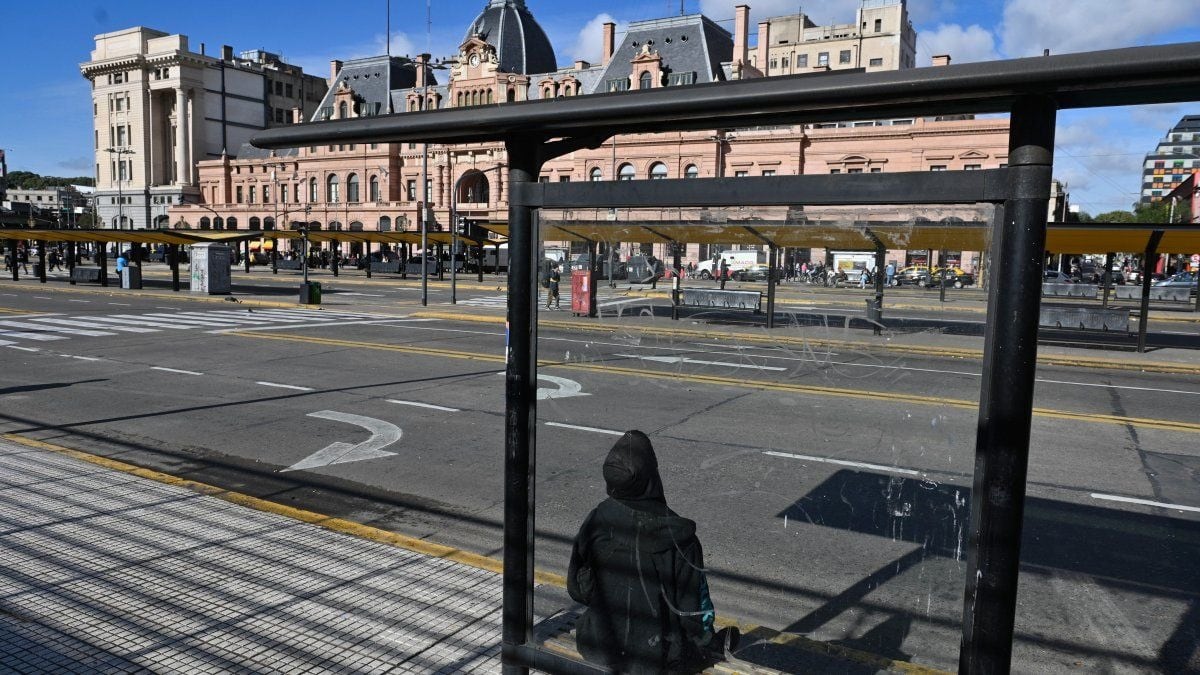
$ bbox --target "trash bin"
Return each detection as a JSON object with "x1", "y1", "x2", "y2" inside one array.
[
  {"x1": 32, "y1": 262, "x2": 44, "y2": 278},
  {"x1": 121, "y1": 266, "x2": 142, "y2": 290},
  {"x1": 300, "y1": 281, "x2": 322, "y2": 305}
]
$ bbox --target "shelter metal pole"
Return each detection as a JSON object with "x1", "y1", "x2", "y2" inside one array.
[
  {"x1": 501, "y1": 137, "x2": 540, "y2": 675},
  {"x1": 271, "y1": 237, "x2": 278, "y2": 275},
  {"x1": 244, "y1": 240, "x2": 251, "y2": 274},
  {"x1": 8, "y1": 240, "x2": 17, "y2": 281},
  {"x1": 69, "y1": 241, "x2": 77, "y2": 285},
  {"x1": 960, "y1": 94, "x2": 1055, "y2": 675},
  {"x1": 1101, "y1": 252, "x2": 1114, "y2": 310},
  {"x1": 1137, "y1": 232, "x2": 1164, "y2": 353},
  {"x1": 766, "y1": 245, "x2": 777, "y2": 328},
  {"x1": 332, "y1": 239, "x2": 340, "y2": 277},
  {"x1": 98, "y1": 241, "x2": 108, "y2": 287},
  {"x1": 438, "y1": 243, "x2": 445, "y2": 281},
  {"x1": 366, "y1": 240, "x2": 373, "y2": 279},
  {"x1": 170, "y1": 244, "x2": 180, "y2": 292},
  {"x1": 670, "y1": 240, "x2": 681, "y2": 321},
  {"x1": 589, "y1": 239, "x2": 599, "y2": 318},
  {"x1": 873, "y1": 240, "x2": 886, "y2": 336},
  {"x1": 477, "y1": 242, "x2": 484, "y2": 283},
  {"x1": 37, "y1": 241, "x2": 46, "y2": 283}
]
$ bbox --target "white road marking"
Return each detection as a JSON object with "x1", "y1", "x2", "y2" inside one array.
[
  {"x1": 386, "y1": 399, "x2": 460, "y2": 412},
  {"x1": 33, "y1": 296, "x2": 52, "y2": 300},
  {"x1": 8, "y1": 346, "x2": 40, "y2": 352},
  {"x1": 336, "y1": 292, "x2": 385, "y2": 297},
  {"x1": 207, "y1": 318, "x2": 413, "y2": 334},
  {"x1": 0, "y1": 331, "x2": 66, "y2": 341},
  {"x1": 763, "y1": 450, "x2": 922, "y2": 476},
  {"x1": 544, "y1": 421, "x2": 624, "y2": 436},
  {"x1": 616, "y1": 353, "x2": 787, "y2": 371},
  {"x1": 536, "y1": 374, "x2": 589, "y2": 400},
  {"x1": 152, "y1": 366, "x2": 203, "y2": 376},
  {"x1": 88, "y1": 316, "x2": 193, "y2": 330},
  {"x1": 65, "y1": 355, "x2": 101, "y2": 361},
  {"x1": 0, "y1": 321, "x2": 113, "y2": 337},
  {"x1": 255, "y1": 381, "x2": 313, "y2": 391},
  {"x1": 1036, "y1": 378, "x2": 1200, "y2": 396},
  {"x1": 29, "y1": 317, "x2": 159, "y2": 334},
  {"x1": 67, "y1": 299, "x2": 91, "y2": 303},
  {"x1": 1089, "y1": 493, "x2": 1200, "y2": 513},
  {"x1": 282, "y1": 411, "x2": 402, "y2": 472},
  {"x1": 0, "y1": 339, "x2": 12, "y2": 347},
  {"x1": 107, "y1": 302, "x2": 132, "y2": 306}
]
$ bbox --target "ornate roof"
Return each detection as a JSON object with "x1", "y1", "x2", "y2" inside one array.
[{"x1": 462, "y1": 0, "x2": 557, "y2": 75}]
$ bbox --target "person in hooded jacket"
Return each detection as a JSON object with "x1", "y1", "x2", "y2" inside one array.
[{"x1": 569, "y1": 430, "x2": 735, "y2": 674}]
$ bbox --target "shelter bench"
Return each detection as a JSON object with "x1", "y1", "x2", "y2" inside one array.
[
  {"x1": 275, "y1": 260, "x2": 303, "y2": 270},
  {"x1": 676, "y1": 288, "x2": 762, "y2": 314},
  {"x1": 1038, "y1": 305, "x2": 1130, "y2": 332},
  {"x1": 1113, "y1": 286, "x2": 1193, "y2": 303},
  {"x1": 70, "y1": 267, "x2": 106, "y2": 284}
]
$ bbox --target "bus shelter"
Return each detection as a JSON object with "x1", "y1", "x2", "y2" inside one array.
[{"x1": 252, "y1": 42, "x2": 1200, "y2": 674}]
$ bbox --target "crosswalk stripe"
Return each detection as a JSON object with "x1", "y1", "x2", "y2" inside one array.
[
  {"x1": 133, "y1": 313, "x2": 252, "y2": 326},
  {"x1": 0, "y1": 320, "x2": 114, "y2": 337},
  {"x1": 0, "y1": 331, "x2": 67, "y2": 342},
  {"x1": 88, "y1": 316, "x2": 193, "y2": 330},
  {"x1": 188, "y1": 311, "x2": 302, "y2": 323},
  {"x1": 28, "y1": 317, "x2": 160, "y2": 334}
]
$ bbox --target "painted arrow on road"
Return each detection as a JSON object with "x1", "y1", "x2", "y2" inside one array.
[
  {"x1": 281, "y1": 411, "x2": 403, "y2": 473},
  {"x1": 615, "y1": 353, "x2": 787, "y2": 371},
  {"x1": 494, "y1": 373, "x2": 590, "y2": 400}
]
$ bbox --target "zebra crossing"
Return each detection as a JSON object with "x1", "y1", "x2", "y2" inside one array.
[
  {"x1": 459, "y1": 290, "x2": 576, "y2": 308},
  {"x1": 0, "y1": 308, "x2": 382, "y2": 347}
]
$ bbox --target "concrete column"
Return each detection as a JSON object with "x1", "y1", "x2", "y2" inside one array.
[{"x1": 175, "y1": 88, "x2": 189, "y2": 185}]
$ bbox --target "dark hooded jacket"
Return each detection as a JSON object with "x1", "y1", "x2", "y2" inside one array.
[{"x1": 568, "y1": 431, "x2": 714, "y2": 674}]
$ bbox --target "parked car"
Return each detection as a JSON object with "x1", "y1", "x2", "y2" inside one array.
[
  {"x1": 925, "y1": 267, "x2": 975, "y2": 289},
  {"x1": 894, "y1": 265, "x2": 932, "y2": 286},
  {"x1": 1043, "y1": 270, "x2": 1075, "y2": 284},
  {"x1": 732, "y1": 264, "x2": 771, "y2": 282}
]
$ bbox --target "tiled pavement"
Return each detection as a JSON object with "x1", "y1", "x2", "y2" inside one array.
[{"x1": 0, "y1": 439, "x2": 504, "y2": 674}]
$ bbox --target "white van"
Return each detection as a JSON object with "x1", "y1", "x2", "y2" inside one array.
[{"x1": 696, "y1": 250, "x2": 765, "y2": 279}]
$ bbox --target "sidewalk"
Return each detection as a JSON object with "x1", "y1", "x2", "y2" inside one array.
[{"x1": 0, "y1": 436, "x2": 941, "y2": 674}]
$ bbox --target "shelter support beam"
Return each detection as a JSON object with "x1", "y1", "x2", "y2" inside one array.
[
  {"x1": 98, "y1": 242, "x2": 108, "y2": 287},
  {"x1": 170, "y1": 244, "x2": 181, "y2": 292},
  {"x1": 1101, "y1": 252, "x2": 1114, "y2": 310},
  {"x1": 588, "y1": 240, "x2": 599, "y2": 318},
  {"x1": 960, "y1": 94, "x2": 1055, "y2": 675},
  {"x1": 502, "y1": 136, "x2": 542, "y2": 675},
  {"x1": 271, "y1": 238, "x2": 278, "y2": 275},
  {"x1": 68, "y1": 242, "x2": 76, "y2": 285},
  {"x1": 1137, "y1": 231, "x2": 1164, "y2": 353},
  {"x1": 37, "y1": 241, "x2": 46, "y2": 284},
  {"x1": 864, "y1": 228, "x2": 887, "y2": 335},
  {"x1": 766, "y1": 245, "x2": 777, "y2": 328},
  {"x1": 7, "y1": 240, "x2": 17, "y2": 281},
  {"x1": 671, "y1": 241, "x2": 681, "y2": 321},
  {"x1": 244, "y1": 241, "x2": 251, "y2": 274}
]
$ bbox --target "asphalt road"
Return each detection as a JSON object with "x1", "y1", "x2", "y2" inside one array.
[{"x1": 0, "y1": 283, "x2": 1197, "y2": 673}]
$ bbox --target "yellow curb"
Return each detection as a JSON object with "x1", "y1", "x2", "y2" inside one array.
[
  {"x1": 410, "y1": 310, "x2": 1200, "y2": 376},
  {"x1": 2, "y1": 432, "x2": 949, "y2": 675}
]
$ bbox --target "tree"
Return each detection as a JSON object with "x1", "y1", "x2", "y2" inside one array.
[
  {"x1": 1132, "y1": 200, "x2": 1173, "y2": 224},
  {"x1": 3, "y1": 170, "x2": 94, "y2": 189},
  {"x1": 1093, "y1": 210, "x2": 1134, "y2": 223}
]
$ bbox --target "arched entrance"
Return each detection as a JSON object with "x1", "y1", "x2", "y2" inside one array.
[{"x1": 457, "y1": 170, "x2": 491, "y2": 204}]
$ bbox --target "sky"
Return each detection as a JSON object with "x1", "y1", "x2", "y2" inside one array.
[{"x1": 2, "y1": 0, "x2": 1199, "y2": 215}]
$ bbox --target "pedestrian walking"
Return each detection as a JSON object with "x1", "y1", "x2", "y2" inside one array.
[
  {"x1": 568, "y1": 430, "x2": 738, "y2": 674},
  {"x1": 718, "y1": 258, "x2": 729, "y2": 290},
  {"x1": 546, "y1": 262, "x2": 561, "y2": 309},
  {"x1": 885, "y1": 261, "x2": 896, "y2": 287},
  {"x1": 17, "y1": 247, "x2": 29, "y2": 274}
]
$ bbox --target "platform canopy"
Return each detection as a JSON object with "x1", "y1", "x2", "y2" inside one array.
[{"x1": 0, "y1": 228, "x2": 503, "y2": 247}]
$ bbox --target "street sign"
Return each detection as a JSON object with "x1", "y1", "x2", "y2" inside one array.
[{"x1": 281, "y1": 411, "x2": 402, "y2": 472}]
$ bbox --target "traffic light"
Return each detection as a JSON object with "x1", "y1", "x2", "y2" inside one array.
[{"x1": 456, "y1": 216, "x2": 468, "y2": 235}]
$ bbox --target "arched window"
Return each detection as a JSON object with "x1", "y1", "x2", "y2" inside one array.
[
  {"x1": 457, "y1": 92, "x2": 463, "y2": 107},
  {"x1": 249, "y1": 217, "x2": 261, "y2": 230},
  {"x1": 458, "y1": 171, "x2": 490, "y2": 204},
  {"x1": 486, "y1": 89, "x2": 493, "y2": 104},
  {"x1": 263, "y1": 217, "x2": 276, "y2": 230},
  {"x1": 369, "y1": 175, "x2": 380, "y2": 202},
  {"x1": 618, "y1": 163, "x2": 635, "y2": 181},
  {"x1": 199, "y1": 217, "x2": 211, "y2": 229},
  {"x1": 349, "y1": 221, "x2": 364, "y2": 231},
  {"x1": 328, "y1": 221, "x2": 342, "y2": 231},
  {"x1": 225, "y1": 216, "x2": 237, "y2": 230},
  {"x1": 379, "y1": 215, "x2": 392, "y2": 232},
  {"x1": 347, "y1": 173, "x2": 360, "y2": 202},
  {"x1": 308, "y1": 177, "x2": 318, "y2": 202},
  {"x1": 684, "y1": 164, "x2": 699, "y2": 178},
  {"x1": 589, "y1": 167, "x2": 603, "y2": 182},
  {"x1": 326, "y1": 174, "x2": 340, "y2": 203},
  {"x1": 409, "y1": 100, "x2": 417, "y2": 112},
  {"x1": 213, "y1": 216, "x2": 224, "y2": 230},
  {"x1": 649, "y1": 162, "x2": 668, "y2": 179},
  {"x1": 338, "y1": 101, "x2": 348, "y2": 119},
  {"x1": 507, "y1": 88, "x2": 515, "y2": 102},
  {"x1": 639, "y1": 71, "x2": 653, "y2": 89},
  {"x1": 471, "y1": 90, "x2": 479, "y2": 106}
]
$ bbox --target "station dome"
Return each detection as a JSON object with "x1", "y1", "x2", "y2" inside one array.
[{"x1": 463, "y1": 0, "x2": 558, "y2": 75}]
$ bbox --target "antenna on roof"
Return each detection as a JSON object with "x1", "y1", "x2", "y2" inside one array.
[
  {"x1": 426, "y1": 0, "x2": 432, "y2": 55},
  {"x1": 386, "y1": 0, "x2": 391, "y2": 57}
]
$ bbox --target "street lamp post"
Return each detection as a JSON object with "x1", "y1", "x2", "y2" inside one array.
[
  {"x1": 450, "y1": 165, "x2": 502, "y2": 304},
  {"x1": 417, "y1": 56, "x2": 449, "y2": 307},
  {"x1": 106, "y1": 147, "x2": 135, "y2": 230}
]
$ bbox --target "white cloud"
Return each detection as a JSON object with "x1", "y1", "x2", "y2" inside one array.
[
  {"x1": 999, "y1": 0, "x2": 1200, "y2": 58},
  {"x1": 570, "y1": 14, "x2": 629, "y2": 64},
  {"x1": 917, "y1": 24, "x2": 999, "y2": 65}
]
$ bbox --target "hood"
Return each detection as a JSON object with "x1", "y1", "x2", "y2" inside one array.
[{"x1": 604, "y1": 430, "x2": 666, "y2": 504}]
